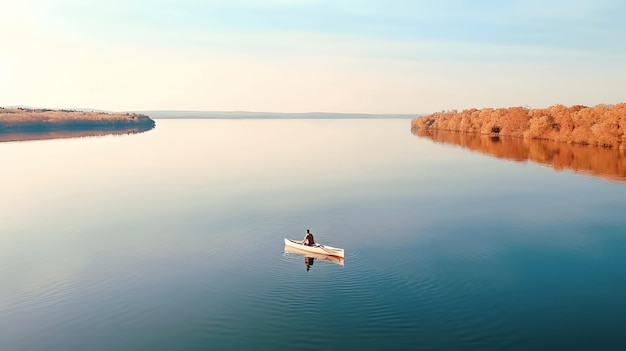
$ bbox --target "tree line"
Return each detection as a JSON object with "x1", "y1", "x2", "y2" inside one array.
[{"x1": 411, "y1": 103, "x2": 626, "y2": 149}]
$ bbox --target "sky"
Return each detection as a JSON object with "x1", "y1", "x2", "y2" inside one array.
[{"x1": 1, "y1": 0, "x2": 625, "y2": 113}]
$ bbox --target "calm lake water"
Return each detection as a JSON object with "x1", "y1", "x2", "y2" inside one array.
[{"x1": 1, "y1": 119, "x2": 626, "y2": 350}]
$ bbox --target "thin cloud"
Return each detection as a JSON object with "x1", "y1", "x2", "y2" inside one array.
[{"x1": 3, "y1": 0, "x2": 625, "y2": 112}]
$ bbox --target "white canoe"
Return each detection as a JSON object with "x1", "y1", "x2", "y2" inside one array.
[{"x1": 284, "y1": 238, "x2": 345, "y2": 258}]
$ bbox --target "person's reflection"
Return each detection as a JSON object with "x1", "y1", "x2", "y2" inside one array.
[{"x1": 304, "y1": 256, "x2": 315, "y2": 271}]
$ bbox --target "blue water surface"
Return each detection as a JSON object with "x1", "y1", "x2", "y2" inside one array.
[{"x1": 1, "y1": 119, "x2": 625, "y2": 350}]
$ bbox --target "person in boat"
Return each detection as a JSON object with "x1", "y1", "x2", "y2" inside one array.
[{"x1": 301, "y1": 229, "x2": 315, "y2": 246}]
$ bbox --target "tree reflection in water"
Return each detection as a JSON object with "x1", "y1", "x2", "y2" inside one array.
[
  {"x1": 0, "y1": 125, "x2": 155, "y2": 143},
  {"x1": 414, "y1": 129, "x2": 626, "y2": 183}
]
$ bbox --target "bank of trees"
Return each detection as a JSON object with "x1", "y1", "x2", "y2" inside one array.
[
  {"x1": 412, "y1": 103, "x2": 626, "y2": 149},
  {"x1": 0, "y1": 108, "x2": 152, "y2": 125}
]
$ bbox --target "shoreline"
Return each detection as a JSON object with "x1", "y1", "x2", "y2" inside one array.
[
  {"x1": 0, "y1": 107, "x2": 156, "y2": 134},
  {"x1": 411, "y1": 103, "x2": 626, "y2": 149}
]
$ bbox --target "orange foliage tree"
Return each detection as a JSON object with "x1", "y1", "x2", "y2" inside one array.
[{"x1": 411, "y1": 103, "x2": 626, "y2": 149}]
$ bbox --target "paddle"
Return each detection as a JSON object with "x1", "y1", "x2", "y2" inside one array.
[{"x1": 316, "y1": 244, "x2": 335, "y2": 255}]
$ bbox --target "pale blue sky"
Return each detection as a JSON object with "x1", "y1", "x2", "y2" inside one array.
[{"x1": 1, "y1": 0, "x2": 624, "y2": 113}]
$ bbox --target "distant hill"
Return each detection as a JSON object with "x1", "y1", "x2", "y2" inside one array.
[
  {"x1": 132, "y1": 110, "x2": 419, "y2": 119},
  {"x1": 3, "y1": 107, "x2": 420, "y2": 119}
]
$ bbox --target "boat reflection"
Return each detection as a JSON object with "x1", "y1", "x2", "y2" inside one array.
[
  {"x1": 284, "y1": 245, "x2": 345, "y2": 269},
  {"x1": 304, "y1": 256, "x2": 314, "y2": 271},
  {"x1": 413, "y1": 129, "x2": 626, "y2": 183}
]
